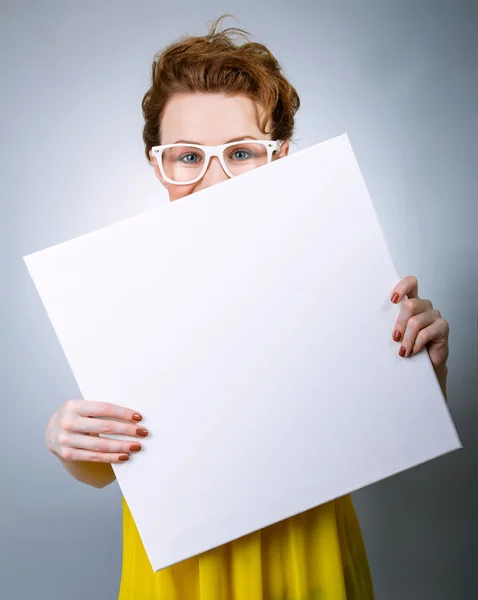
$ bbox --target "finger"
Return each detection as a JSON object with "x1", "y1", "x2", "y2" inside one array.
[
  {"x1": 391, "y1": 275, "x2": 419, "y2": 304},
  {"x1": 410, "y1": 318, "x2": 449, "y2": 356},
  {"x1": 392, "y1": 298, "x2": 434, "y2": 342},
  {"x1": 59, "y1": 433, "x2": 143, "y2": 455},
  {"x1": 62, "y1": 415, "x2": 149, "y2": 438},
  {"x1": 66, "y1": 400, "x2": 143, "y2": 423},
  {"x1": 59, "y1": 447, "x2": 131, "y2": 463},
  {"x1": 69, "y1": 400, "x2": 143, "y2": 423},
  {"x1": 398, "y1": 309, "x2": 442, "y2": 357}
]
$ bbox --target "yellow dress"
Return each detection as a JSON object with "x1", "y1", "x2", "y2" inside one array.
[{"x1": 118, "y1": 495, "x2": 375, "y2": 600}]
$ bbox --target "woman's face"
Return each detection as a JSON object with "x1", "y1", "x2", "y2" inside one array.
[{"x1": 150, "y1": 93, "x2": 289, "y2": 202}]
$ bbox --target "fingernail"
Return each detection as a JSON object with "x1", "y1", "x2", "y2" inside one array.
[
  {"x1": 119, "y1": 454, "x2": 129, "y2": 461},
  {"x1": 393, "y1": 330, "x2": 402, "y2": 342},
  {"x1": 132, "y1": 413, "x2": 143, "y2": 422},
  {"x1": 399, "y1": 346, "x2": 406, "y2": 357},
  {"x1": 391, "y1": 293, "x2": 399, "y2": 304},
  {"x1": 136, "y1": 428, "x2": 149, "y2": 437},
  {"x1": 130, "y1": 443, "x2": 142, "y2": 452}
]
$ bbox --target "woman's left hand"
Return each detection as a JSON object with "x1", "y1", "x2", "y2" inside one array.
[{"x1": 390, "y1": 275, "x2": 449, "y2": 396}]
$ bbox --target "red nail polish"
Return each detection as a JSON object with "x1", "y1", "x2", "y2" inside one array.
[
  {"x1": 130, "y1": 443, "x2": 142, "y2": 452},
  {"x1": 132, "y1": 413, "x2": 143, "y2": 422},
  {"x1": 119, "y1": 454, "x2": 129, "y2": 461},
  {"x1": 391, "y1": 293, "x2": 399, "y2": 304},
  {"x1": 136, "y1": 428, "x2": 149, "y2": 438},
  {"x1": 393, "y1": 330, "x2": 402, "y2": 342},
  {"x1": 399, "y1": 346, "x2": 406, "y2": 357}
]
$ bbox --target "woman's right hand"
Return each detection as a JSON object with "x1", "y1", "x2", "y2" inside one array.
[{"x1": 45, "y1": 399, "x2": 149, "y2": 464}]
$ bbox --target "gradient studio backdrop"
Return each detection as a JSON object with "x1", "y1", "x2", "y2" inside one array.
[{"x1": 1, "y1": 1, "x2": 477, "y2": 599}]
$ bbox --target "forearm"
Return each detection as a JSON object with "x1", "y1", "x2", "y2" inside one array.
[{"x1": 59, "y1": 458, "x2": 116, "y2": 488}]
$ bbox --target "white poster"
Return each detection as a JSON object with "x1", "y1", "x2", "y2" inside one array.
[{"x1": 24, "y1": 134, "x2": 460, "y2": 571}]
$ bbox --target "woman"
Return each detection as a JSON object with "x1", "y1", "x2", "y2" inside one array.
[{"x1": 45, "y1": 16, "x2": 450, "y2": 600}]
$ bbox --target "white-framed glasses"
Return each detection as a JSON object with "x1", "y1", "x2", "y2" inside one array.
[{"x1": 151, "y1": 139, "x2": 282, "y2": 185}]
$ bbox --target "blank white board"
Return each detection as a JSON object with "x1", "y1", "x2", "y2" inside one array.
[{"x1": 24, "y1": 134, "x2": 461, "y2": 571}]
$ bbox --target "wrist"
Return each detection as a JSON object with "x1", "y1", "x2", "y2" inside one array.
[{"x1": 434, "y1": 363, "x2": 448, "y2": 399}]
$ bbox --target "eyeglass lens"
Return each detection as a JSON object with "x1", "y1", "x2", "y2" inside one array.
[{"x1": 161, "y1": 142, "x2": 270, "y2": 183}]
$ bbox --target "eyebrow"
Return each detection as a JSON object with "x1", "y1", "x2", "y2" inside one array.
[{"x1": 172, "y1": 136, "x2": 259, "y2": 145}]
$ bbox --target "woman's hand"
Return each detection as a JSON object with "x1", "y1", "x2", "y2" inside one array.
[
  {"x1": 46, "y1": 399, "x2": 149, "y2": 464},
  {"x1": 390, "y1": 275, "x2": 449, "y2": 396}
]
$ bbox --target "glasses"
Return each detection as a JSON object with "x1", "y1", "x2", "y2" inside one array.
[{"x1": 151, "y1": 140, "x2": 282, "y2": 185}]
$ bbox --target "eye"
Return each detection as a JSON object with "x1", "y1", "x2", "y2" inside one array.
[
  {"x1": 231, "y1": 148, "x2": 253, "y2": 161},
  {"x1": 178, "y1": 152, "x2": 202, "y2": 164}
]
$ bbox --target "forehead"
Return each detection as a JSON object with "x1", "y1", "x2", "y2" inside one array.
[{"x1": 160, "y1": 93, "x2": 266, "y2": 145}]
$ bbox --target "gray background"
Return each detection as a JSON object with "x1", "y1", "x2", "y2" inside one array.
[{"x1": 0, "y1": 1, "x2": 476, "y2": 598}]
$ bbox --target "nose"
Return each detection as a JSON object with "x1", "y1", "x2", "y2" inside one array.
[{"x1": 196, "y1": 156, "x2": 229, "y2": 190}]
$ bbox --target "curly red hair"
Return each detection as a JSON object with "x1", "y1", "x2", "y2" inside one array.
[{"x1": 141, "y1": 15, "x2": 300, "y2": 161}]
